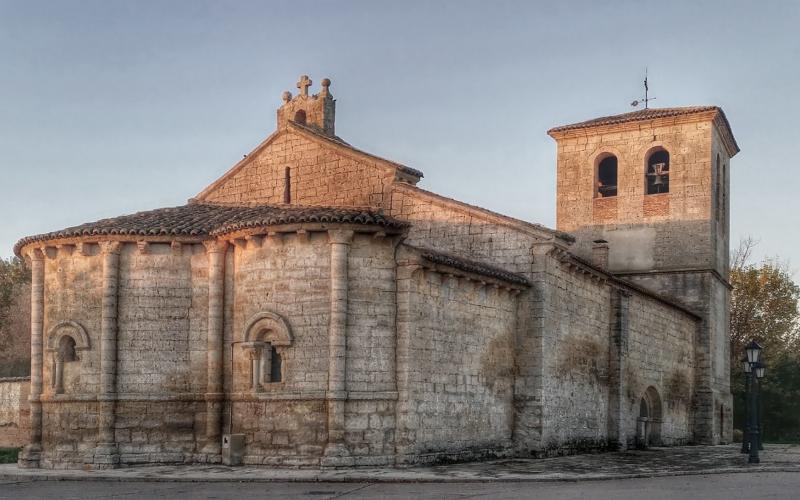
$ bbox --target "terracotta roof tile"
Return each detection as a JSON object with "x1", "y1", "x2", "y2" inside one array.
[
  {"x1": 547, "y1": 106, "x2": 720, "y2": 133},
  {"x1": 14, "y1": 203, "x2": 406, "y2": 255}
]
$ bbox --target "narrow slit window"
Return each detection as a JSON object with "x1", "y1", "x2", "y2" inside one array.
[
  {"x1": 646, "y1": 150, "x2": 670, "y2": 194},
  {"x1": 715, "y1": 155, "x2": 722, "y2": 221},
  {"x1": 270, "y1": 348, "x2": 282, "y2": 383},
  {"x1": 597, "y1": 156, "x2": 618, "y2": 198}
]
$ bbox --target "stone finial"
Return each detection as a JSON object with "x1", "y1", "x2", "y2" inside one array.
[
  {"x1": 320, "y1": 78, "x2": 332, "y2": 97},
  {"x1": 296, "y1": 75, "x2": 312, "y2": 97},
  {"x1": 281, "y1": 91, "x2": 292, "y2": 104}
]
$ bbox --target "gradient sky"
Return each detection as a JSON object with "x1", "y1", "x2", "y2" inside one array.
[{"x1": 1, "y1": 0, "x2": 798, "y2": 269}]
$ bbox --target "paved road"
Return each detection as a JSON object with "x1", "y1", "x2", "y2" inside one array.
[{"x1": 2, "y1": 472, "x2": 799, "y2": 500}]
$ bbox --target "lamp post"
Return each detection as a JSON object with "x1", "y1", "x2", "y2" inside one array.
[
  {"x1": 745, "y1": 341, "x2": 763, "y2": 464},
  {"x1": 740, "y1": 356, "x2": 752, "y2": 454},
  {"x1": 755, "y1": 361, "x2": 766, "y2": 451}
]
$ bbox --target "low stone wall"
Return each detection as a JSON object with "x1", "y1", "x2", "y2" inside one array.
[{"x1": 0, "y1": 377, "x2": 30, "y2": 448}]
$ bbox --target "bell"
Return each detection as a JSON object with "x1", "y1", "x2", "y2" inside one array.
[{"x1": 653, "y1": 175, "x2": 664, "y2": 186}]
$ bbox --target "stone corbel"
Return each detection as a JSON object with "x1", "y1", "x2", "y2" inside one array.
[
  {"x1": 295, "y1": 229, "x2": 310, "y2": 243},
  {"x1": 171, "y1": 241, "x2": 183, "y2": 256}
]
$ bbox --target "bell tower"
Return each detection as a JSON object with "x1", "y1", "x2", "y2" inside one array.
[{"x1": 548, "y1": 106, "x2": 740, "y2": 444}]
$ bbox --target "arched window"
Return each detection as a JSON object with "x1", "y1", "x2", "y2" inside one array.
[
  {"x1": 294, "y1": 110, "x2": 307, "y2": 125},
  {"x1": 597, "y1": 155, "x2": 618, "y2": 198},
  {"x1": 46, "y1": 321, "x2": 90, "y2": 395},
  {"x1": 242, "y1": 311, "x2": 292, "y2": 392},
  {"x1": 646, "y1": 149, "x2": 670, "y2": 194}
]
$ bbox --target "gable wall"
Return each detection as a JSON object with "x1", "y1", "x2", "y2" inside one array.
[{"x1": 200, "y1": 131, "x2": 396, "y2": 208}]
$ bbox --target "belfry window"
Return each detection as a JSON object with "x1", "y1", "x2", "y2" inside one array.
[
  {"x1": 646, "y1": 150, "x2": 670, "y2": 195},
  {"x1": 294, "y1": 110, "x2": 307, "y2": 125},
  {"x1": 597, "y1": 155, "x2": 618, "y2": 198}
]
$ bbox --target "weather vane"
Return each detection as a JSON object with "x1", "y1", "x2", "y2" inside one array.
[{"x1": 631, "y1": 68, "x2": 656, "y2": 109}]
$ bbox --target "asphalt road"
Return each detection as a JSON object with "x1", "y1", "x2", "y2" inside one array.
[{"x1": 1, "y1": 472, "x2": 799, "y2": 500}]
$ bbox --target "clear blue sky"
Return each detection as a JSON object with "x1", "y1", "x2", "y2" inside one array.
[{"x1": 1, "y1": 0, "x2": 798, "y2": 268}]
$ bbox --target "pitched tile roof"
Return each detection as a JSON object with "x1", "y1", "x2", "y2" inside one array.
[
  {"x1": 410, "y1": 245, "x2": 530, "y2": 286},
  {"x1": 548, "y1": 106, "x2": 721, "y2": 133},
  {"x1": 14, "y1": 202, "x2": 406, "y2": 255}
]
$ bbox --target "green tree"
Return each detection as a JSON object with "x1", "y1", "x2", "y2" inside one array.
[
  {"x1": 730, "y1": 238, "x2": 800, "y2": 442},
  {"x1": 0, "y1": 256, "x2": 31, "y2": 376}
]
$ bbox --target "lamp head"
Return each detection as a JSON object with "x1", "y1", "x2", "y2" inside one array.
[
  {"x1": 755, "y1": 361, "x2": 767, "y2": 379},
  {"x1": 745, "y1": 340, "x2": 763, "y2": 364}
]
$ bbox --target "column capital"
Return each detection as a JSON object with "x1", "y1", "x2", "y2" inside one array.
[
  {"x1": 328, "y1": 229, "x2": 354, "y2": 245},
  {"x1": 26, "y1": 247, "x2": 45, "y2": 262},
  {"x1": 100, "y1": 241, "x2": 123, "y2": 255},
  {"x1": 203, "y1": 239, "x2": 229, "y2": 254}
]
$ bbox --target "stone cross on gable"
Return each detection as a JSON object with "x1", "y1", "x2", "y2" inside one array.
[{"x1": 296, "y1": 75, "x2": 312, "y2": 96}]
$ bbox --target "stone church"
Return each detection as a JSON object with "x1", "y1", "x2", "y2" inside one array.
[{"x1": 11, "y1": 75, "x2": 737, "y2": 469}]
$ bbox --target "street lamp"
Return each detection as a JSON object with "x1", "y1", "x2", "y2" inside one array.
[
  {"x1": 740, "y1": 356, "x2": 751, "y2": 454},
  {"x1": 744, "y1": 342, "x2": 765, "y2": 464},
  {"x1": 755, "y1": 362, "x2": 767, "y2": 451},
  {"x1": 746, "y1": 340, "x2": 763, "y2": 364},
  {"x1": 755, "y1": 362, "x2": 766, "y2": 380}
]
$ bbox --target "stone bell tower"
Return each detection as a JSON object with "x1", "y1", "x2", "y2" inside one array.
[{"x1": 548, "y1": 106, "x2": 740, "y2": 444}]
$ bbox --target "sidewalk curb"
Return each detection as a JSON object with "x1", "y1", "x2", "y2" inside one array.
[{"x1": 1, "y1": 466, "x2": 799, "y2": 483}]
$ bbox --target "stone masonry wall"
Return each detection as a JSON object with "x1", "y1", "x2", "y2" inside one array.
[
  {"x1": 624, "y1": 292, "x2": 696, "y2": 446},
  {"x1": 395, "y1": 258, "x2": 518, "y2": 464},
  {"x1": 230, "y1": 233, "x2": 331, "y2": 394},
  {"x1": 535, "y1": 257, "x2": 613, "y2": 453},
  {"x1": 227, "y1": 233, "x2": 332, "y2": 464},
  {"x1": 117, "y1": 243, "x2": 208, "y2": 395},
  {"x1": 623, "y1": 271, "x2": 732, "y2": 443},
  {"x1": 43, "y1": 247, "x2": 103, "y2": 396},
  {"x1": 0, "y1": 378, "x2": 30, "y2": 448},
  {"x1": 199, "y1": 129, "x2": 396, "y2": 208},
  {"x1": 388, "y1": 185, "x2": 550, "y2": 455},
  {"x1": 532, "y1": 251, "x2": 698, "y2": 453}
]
